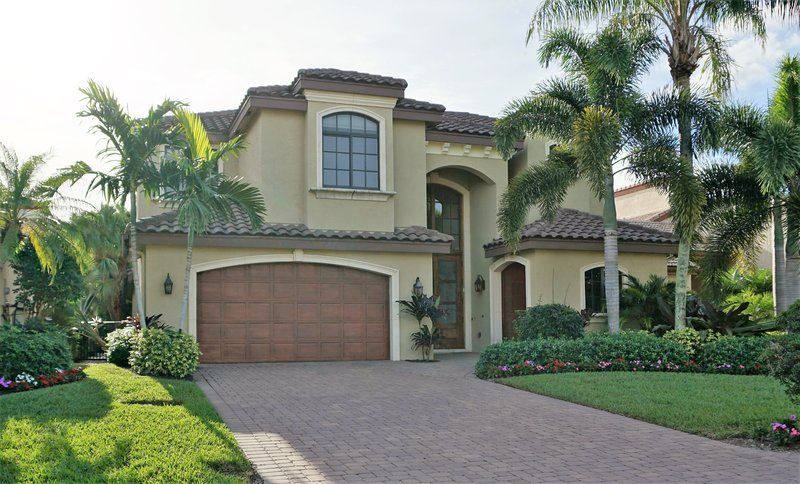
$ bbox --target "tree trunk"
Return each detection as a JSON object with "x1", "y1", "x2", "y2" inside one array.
[
  {"x1": 129, "y1": 189, "x2": 146, "y2": 326},
  {"x1": 603, "y1": 176, "x2": 620, "y2": 334},
  {"x1": 774, "y1": 204, "x2": 789, "y2": 313},
  {"x1": 673, "y1": 73, "x2": 694, "y2": 329},
  {"x1": 179, "y1": 231, "x2": 194, "y2": 333}
]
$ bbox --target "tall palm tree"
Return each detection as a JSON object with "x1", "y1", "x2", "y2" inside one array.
[
  {"x1": 529, "y1": 0, "x2": 767, "y2": 328},
  {"x1": 0, "y1": 143, "x2": 75, "y2": 274},
  {"x1": 159, "y1": 110, "x2": 266, "y2": 332},
  {"x1": 701, "y1": 56, "x2": 800, "y2": 311},
  {"x1": 494, "y1": 23, "x2": 702, "y2": 333},
  {"x1": 65, "y1": 204, "x2": 130, "y2": 320},
  {"x1": 63, "y1": 81, "x2": 181, "y2": 323}
]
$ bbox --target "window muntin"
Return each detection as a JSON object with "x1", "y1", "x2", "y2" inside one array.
[{"x1": 322, "y1": 113, "x2": 379, "y2": 190}]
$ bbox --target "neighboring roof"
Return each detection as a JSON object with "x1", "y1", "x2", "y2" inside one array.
[
  {"x1": 193, "y1": 109, "x2": 238, "y2": 137},
  {"x1": 614, "y1": 182, "x2": 652, "y2": 197},
  {"x1": 625, "y1": 210, "x2": 673, "y2": 224},
  {"x1": 484, "y1": 208, "x2": 679, "y2": 256},
  {"x1": 292, "y1": 68, "x2": 408, "y2": 89},
  {"x1": 137, "y1": 208, "x2": 453, "y2": 249},
  {"x1": 432, "y1": 111, "x2": 496, "y2": 136}
]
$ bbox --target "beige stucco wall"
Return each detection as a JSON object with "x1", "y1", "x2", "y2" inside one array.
[
  {"x1": 142, "y1": 244, "x2": 432, "y2": 361},
  {"x1": 615, "y1": 186, "x2": 670, "y2": 219},
  {"x1": 517, "y1": 249, "x2": 669, "y2": 310}
]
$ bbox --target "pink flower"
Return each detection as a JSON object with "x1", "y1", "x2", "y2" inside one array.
[
  {"x1": 790, "y1": 415, "x2": 797, "y2": 421},
  {"x1": 0, "y1": 377, "x2": 9, "y2": 388},
  {"x1": 790, "y1": 428, "x2": 800, "y2": 438},
  {"x1": 773, "y1": 422, "x2": 788, "y2": 432}
]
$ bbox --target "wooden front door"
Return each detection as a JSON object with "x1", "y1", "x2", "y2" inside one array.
[
  {"x1": 501, "y1": 263, "x2": 526, "y2": 339},
  {"x1": 427, "y1": 184, "x2": 464, "y2": 349}
]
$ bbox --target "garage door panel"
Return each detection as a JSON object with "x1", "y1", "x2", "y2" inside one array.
[
  {"x1": 297, "y1": 303, "x2": 320, "y2": 321},
  {"x1": 247, "y1": 323, "x2": 271, "y2": 339},
  {"x1": 246, "y1": 303, "x2": 270, "y2": 321},
  {"x1": 272, "y1": 323, "x2": 296, "y2": 343},
  {"x1": 273, "y1": 303, "x2": 296, "y2": 321},
  {"x1": 197, "y1": 262, "x2": 389, "y2": 363},
  {"x1": 343, "y1": 304, "x2": 365, "y2": 322},
  {"x1": 296, "y1": 323, "x2": 319, "y2": 340}
]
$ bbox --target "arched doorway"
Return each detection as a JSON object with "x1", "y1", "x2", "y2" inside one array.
[
  {"x1": 501, "y1": 262, "x2": 526, "y2": 339},
  {"x1": 427, "y1": 184, "x2": 464, "y2": 349}
]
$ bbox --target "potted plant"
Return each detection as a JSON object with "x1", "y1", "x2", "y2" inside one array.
[{"x1": 398, "y1": 292, "x2": 445, "y2": 361}]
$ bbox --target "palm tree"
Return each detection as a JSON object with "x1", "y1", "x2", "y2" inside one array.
[
  {"x1": 529, "y1": 0, "x2": 768, "y2": 328},
  {"x1": 700, "y1": 56, "x2": 800, "y2": 312},
  {"x1": 0, "y1": 143, "x2": 75, "y2": 274},
  {"x1": 159, "y1": 110, "x2": 266, "y2": 332},
  {"x1": 494, "y1": 23, "x2": 702, "y2": 333},
  {"x1": 65, "y1": 204, "x2": 130, "y2": 320},
  {"x1": 63, "y1": 81, "x2": 181, "y2": 323}
]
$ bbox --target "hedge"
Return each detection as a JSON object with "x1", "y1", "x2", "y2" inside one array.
[
  {"x1": 0, "y1": 324, "x2": 73, "y2": 377},
  {"x1": 475, "y1": 331, "x2": 785, "y2": 379}
]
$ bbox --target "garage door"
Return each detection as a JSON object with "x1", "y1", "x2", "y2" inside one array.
[{"x1": 197, "y1": 262, "x2": 390, "y2": 363}]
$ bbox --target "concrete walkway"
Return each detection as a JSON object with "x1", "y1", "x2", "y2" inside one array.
[{"x1": 196, "y1": 354, "x2": 798, "y2": 483}]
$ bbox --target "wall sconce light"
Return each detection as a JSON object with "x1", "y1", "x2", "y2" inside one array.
[
  {"x1": 413, "y1": 277, "x2": 424, "y2": 296},
  {"x1": 474, "y1": 275, "x2": 486, "y2": 293},
  {"x1": 164, "y1": 273, "x2": 174, "y2": 295}
]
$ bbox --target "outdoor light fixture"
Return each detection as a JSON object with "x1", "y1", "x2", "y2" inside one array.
[
  {"x1": 164, "y1": 273, "x2": 173, "y2": 295},
  {"x1": 474, "y1": 275, "x2": 486, "y2": 293},
  {"x1": 413, "y1": 277, "x2": 424, "y2": 296}
]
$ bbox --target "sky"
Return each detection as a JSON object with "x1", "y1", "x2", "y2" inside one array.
[{"x1": 1, "y1": 0, "x2": 799, "y2": 207}]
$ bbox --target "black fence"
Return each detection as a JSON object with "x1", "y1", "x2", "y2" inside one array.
[{"x1": 71, "y1": 321, "x2": 126, "y2": 362}]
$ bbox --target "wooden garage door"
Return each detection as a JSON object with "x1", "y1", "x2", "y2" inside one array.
[{"x1": 197, "y1": 262, "x2": 389, "y2": 363}]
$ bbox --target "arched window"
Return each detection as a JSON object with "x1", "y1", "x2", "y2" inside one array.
[
  {"x1": 584, "y1": 267, "x2": 624, "y2": 313},
  {"x1": 321, "y1": 112, "x2": 379, "y2": 190}
]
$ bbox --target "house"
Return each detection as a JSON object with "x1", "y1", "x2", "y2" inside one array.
[
  {"x1": 137, "y1": 68, "x2": 678, "y2": 363},
  {"x1": 614, "y1": 182, "x2": 773, "y2": 273}
]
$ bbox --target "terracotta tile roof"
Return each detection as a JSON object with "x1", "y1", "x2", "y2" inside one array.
[
  {"x1": 396, "y1": 97, "x2": 446, "y2": 112},
  {"x1": 294, "y1": 68, "x2": 408, "y2": 88},
  {"x1": 484, "y1": 208, "x2": 678, "y2": 250},
  {"x1": 432, "y1": 111, "x2": 496, "y2": 136},
  {"x1": 246, "y1": 84, "x2": 305, "y2": 98},
  {"x1": 137, "y1": 208, "x2": 452, "y2": 245}
]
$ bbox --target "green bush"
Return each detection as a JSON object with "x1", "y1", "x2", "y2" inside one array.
[
  {"x1": 0, "y1": 324, "x2": 73, "y2": 377},
  {"x1": 129, "y1": 328, "x2": 200, "y2": 378},
  {"x1": 475, "y1": 331, "x2": 690, "y2": 379},
  {"x1": 697, "y1": 335, "x2": 775, "y2": 374},
  {"x1": 766, "y1": 335, "x2": 800, "y2": 403},
  {"x1": 663, "y1": 328, "x2": 720, "y2": 357},
  {"x1": 106, "y1": 326, "x2": 139, "y2": 367},
  {"x1": 513, "y1": 304, "x2": 584, "y2": 340},
  {"x1": 777, "y1": 300, "x2": 800, "y2": 333}
]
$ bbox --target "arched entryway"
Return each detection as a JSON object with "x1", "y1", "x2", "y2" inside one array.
[
  {"x1": 427, "y1": 183, "x2": 464, "y2": 349},
  {"x1": 501, "y1": 262, "x2": 526, "y2": 339}
]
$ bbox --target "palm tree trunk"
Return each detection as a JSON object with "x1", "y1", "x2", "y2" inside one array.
[
  {"x1": 774, "y1": 203, "x2": 789, "y2": 313},
  {"x1": 129, "y1": 189, "x2": 146, "y2": 326},
  {"x1": 603, "y1": 176, "x2": 620, "y2": 334},
  {"x1": 673, "y1": 73, "x2": 694, "y2": 329},
  {"x1": 178, "y1": 231, "x2": 194, "y2": 333}
]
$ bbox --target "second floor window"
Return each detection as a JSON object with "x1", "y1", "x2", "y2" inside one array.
[{"x1": 322, "y1": 113, "x2": 379, "y2": 190}]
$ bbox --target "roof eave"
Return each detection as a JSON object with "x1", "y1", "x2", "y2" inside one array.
[{"x1": 484, "y1": 238, "x2": 678, "y2": 258}]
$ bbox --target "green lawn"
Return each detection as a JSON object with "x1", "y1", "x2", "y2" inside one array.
[
  {"x1": 499, "y1": 372, "x2": 799, "y2": 440},
  {"x1": 0, "y1": 364, "x2": 251, "y2": 483}
]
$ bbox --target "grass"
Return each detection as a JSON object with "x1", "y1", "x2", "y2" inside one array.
[
  {"x1": 499, "y1": 372, "x2": 799, "y2": 440},
  {"x1": 0, "y1": 364, "x2": 251, "y2": 483}
]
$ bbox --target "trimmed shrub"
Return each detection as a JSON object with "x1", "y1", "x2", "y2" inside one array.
[
  {"x1": 697, "y1": 335, "x2": 775, "y2": 374},
  {"x1": 777, "y1": 300, "x2": 800, "y2": 333},
  {"x1": 513, "y1": 304, "x2": 584, "y2": 340},
  {"x1": 663, "y1": 328, "x2": 720, "y2": 357},
  {"x1": 475, "y1": 331, "x2": 690, "y2": 379},
  {"x1": 106, "y1": 326, "x2": 139, "y2": 367},
  {"x1": 766, "y1": 335, "x2": 800, "y2": 403},
  {"x1": 0, "y1": 324, "x2": 73, "y2": 377},
  {"x1": 129, "y1": 328, "x2": 200, "y2": 378}
]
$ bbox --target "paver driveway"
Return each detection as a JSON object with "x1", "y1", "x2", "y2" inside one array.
[{"x1": 196, "y1": 354, "x2": 798, "y2": 483}]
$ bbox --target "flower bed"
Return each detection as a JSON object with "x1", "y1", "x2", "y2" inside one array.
[
  {"x1": 770, "y1": 414, "x2": 800, "y2": 447},
  {"x1": 0, "y1": 367, "x2": 86, "y2": 394}
]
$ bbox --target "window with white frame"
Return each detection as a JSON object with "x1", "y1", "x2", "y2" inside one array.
[{"x1": 321, "y1": 112, "x2": 380, "y2": 190}]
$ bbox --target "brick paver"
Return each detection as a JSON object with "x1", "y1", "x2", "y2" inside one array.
[{"x1": 196, "y1": 354, "x2": 798, "y2": 483}]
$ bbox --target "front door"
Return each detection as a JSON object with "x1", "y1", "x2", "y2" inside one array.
[
  {"x1": 427, "y1": 184, "x2": 464, "y2": 349},
  {"x1": 501, "y1": 263, "x2": 526, "y2": 339}
]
